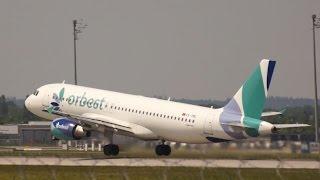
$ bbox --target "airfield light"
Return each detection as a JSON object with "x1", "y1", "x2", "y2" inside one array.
[
  {"x1": 312, "y1": 14, "x2": 320, "y2": 143},
  {"x1": 73, "y1": 19, "x2": 88, "y2": 85}
]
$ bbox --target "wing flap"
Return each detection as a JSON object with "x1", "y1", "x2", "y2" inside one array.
[
  {"x1": 80, "y1": 113, "x2": 158, "y2": 139},
  {"x1": 81, "y1": 113, "x2": 132, "y2": 130}
]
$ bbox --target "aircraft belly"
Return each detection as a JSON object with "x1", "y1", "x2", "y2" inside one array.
[{"x1": 149, "y1": 125, "x2": 206, "y2": 143}]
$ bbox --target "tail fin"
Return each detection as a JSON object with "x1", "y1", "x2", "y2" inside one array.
[{"x1": 224, "y1": 59, "x2": 276, "y2": 119}]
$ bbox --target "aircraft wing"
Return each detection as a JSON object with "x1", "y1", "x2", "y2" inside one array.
[
  {"x1": 47, "y1": 109, "x2": 132, "y2": 132},
  {"x1": 44, "y1": 109, "x2": 158, "y2": 140}
]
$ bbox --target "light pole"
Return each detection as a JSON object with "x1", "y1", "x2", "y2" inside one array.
[
  {"x1": 312, "y1": 14, "x2": 320, "y2": 143},
  {"x1": 73, "y1": 19, "x2": 87, "y2": 85}
]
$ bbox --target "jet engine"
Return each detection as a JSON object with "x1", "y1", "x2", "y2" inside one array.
[
  {"x1": 258, "y1": 121, "x2": 277, "y2": 136},
  {"x1": 50, "y1": 118, "x2": 86, "y2": 140}
]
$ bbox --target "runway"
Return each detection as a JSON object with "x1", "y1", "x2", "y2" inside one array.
[{"x1": 0, "y1": 157, "x2": 319, "y2": 169}]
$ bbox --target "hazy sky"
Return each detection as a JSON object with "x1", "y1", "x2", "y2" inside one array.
[{"x1": 1, "y1": 0, "x2": 320, "y2": 100}]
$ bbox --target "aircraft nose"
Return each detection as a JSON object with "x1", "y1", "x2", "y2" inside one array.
[{"x1": 25, "y1": 96, "x2": 32, "y2": 111}]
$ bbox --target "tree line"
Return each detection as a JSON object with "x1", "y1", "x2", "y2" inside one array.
[{"x1": 0, "y1": 95, "x2": 43, "y2": 124}]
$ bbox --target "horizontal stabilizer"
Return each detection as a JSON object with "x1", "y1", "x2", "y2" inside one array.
[
  {"x1": 261, "y1": 109, "x2": 285, "y2": 117},
  {"x1": 273, "y1": 124, "x2": 310, "y2": 129}
]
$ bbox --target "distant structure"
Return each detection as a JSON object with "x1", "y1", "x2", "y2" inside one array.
[
  {"x1": 0, "y1": 121, "x2": 52, "y2": 146},
  {"x1": 312, "y1": 14, "x2": 320, "y2": 143},
  {"x1": 73, "y1": 19, "x2": 87, "y2": 85}
]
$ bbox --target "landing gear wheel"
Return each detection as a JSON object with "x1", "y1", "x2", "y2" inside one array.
[
  {"x1": 86, "y1": 131, "x2": 91, "y2": 137},
  {"x1": 163, "y1": 145, "x2": 171, "y2": 156},
  {"x1": 155, "y1": 144, "x2": 171, "y2": 156},
  {"x1": 103, "y1": 144, "x2": 119, "y2": 156},
  {"x1": 155, "y1": 145, "x2": 162, "y2": 156}
]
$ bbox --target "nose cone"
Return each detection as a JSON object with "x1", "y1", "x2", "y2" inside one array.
[
  {"x1": 25, "y1": 96, "x2": 32, "y2": 111},
  {"x1": 258, "y1": 121, "x2": 276, "y2": 136},
  {"x1": 25, "y1": 95, "x2": 39, "y2": 114}
]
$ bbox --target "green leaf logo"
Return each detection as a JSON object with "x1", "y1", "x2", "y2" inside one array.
[
  {"x1": 47, "y1": 87, "x2": 65, "y2": 114},
  {"x1": 59, "y1": 88, "x2": 65, "y2": 101},
  {"x1": 47, "y1": 106, "x2": 54, "y2": 114}
]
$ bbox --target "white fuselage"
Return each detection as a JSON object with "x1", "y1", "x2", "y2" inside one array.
[{"x1": 25, "y1": 83, "x2": 242, "y2": 143}]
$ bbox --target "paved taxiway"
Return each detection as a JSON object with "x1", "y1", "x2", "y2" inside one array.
[{"x1": 0, "y1": 157, "x2": 319, "y2": 169}]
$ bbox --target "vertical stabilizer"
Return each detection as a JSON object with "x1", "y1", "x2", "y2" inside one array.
[{"x1": 224, "y1": 59, "x2": 276, "y2": 119}]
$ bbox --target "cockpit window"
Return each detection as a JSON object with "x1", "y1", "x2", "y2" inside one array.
[{"x1": 33, "y1": 90, "x2": 39, "y2": 96}]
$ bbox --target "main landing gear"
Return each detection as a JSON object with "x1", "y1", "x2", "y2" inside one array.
[
  {"x1": 103, "y1": 144, "x2": 119, "y2": 156},
  {"x1": 155, "y1": 141, "x2": 171, "y2": 156},
  {"x1": 102, "y1": 130, "x2": 119, "y2": 156}
]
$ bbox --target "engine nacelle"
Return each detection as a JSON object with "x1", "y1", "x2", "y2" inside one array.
[
  {"x1": 258, "y1": 121, "x2": 277, "y2": 136},
  {"x1": 50, "y1": 118, "x2": 86, "y2": 140}
]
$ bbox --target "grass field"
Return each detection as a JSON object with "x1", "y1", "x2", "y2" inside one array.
[
  {"x1": 0, "y1": 165, "x2": 319, "y2": 180},
  {"x1": 0, "y1": 147, "x2": 319, "y2": 160}
]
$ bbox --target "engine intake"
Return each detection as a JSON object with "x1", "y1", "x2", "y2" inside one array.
[{"x1": 51, "y1": 118, "x2": 86, "y2": 140}]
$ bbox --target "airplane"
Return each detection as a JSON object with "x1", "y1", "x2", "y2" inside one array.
[{"x1": 25, "y1": 59, "x2": 309, "y2": 156}]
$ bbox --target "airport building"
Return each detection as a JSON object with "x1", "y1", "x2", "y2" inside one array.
[
  {"x1": 0, "y1": 125, "x2": 19, "y2": 145},
  {"x1": 0, "y1": 121, "x2": 54, "y2": 146},
  {"x1": 0, "y1": 121, "x2": 131, "y2": 149},
  {"x1": 18, "y1": 121, "x2": 53, "y2": 145},
  {"x1": 0, "y1": 121, "x2": 133, "y2": 148}
]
